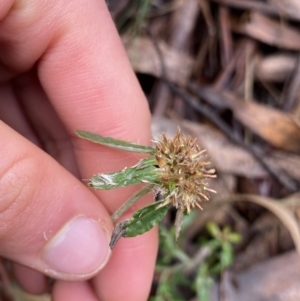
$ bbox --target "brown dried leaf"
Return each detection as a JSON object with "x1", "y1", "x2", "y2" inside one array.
[
  {"x1": 267, "y1": 152, "x2": 300, "y2": 182},
  {"x1": 255, "y1": 54, "x2": 296, "y2": 82},
  {"x1": 211, "y1": 251, "x2": 300, "y2": 301},
  {"x1": 232, "y1": 12, "x2": 300, "y2": 51},
  {"x1": 211, "y1": 0, "x2": 300, "y2": 21},
  {"x1": 222, "y1": 91, "x2": 300, "y2": 153},
  {"x1": 123, "y1": 36, "x2": 193, "y2": 86},
  {"x1": 268, "y1": 0, "x2": 300, "y2": 20}
]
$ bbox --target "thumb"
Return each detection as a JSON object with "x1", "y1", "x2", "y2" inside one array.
[{"x1": 0, "y1": 122, "x2": 112, "y2": 280}]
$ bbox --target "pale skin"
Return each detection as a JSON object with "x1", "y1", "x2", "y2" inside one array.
[{"x1": 0, "y1": 1, "x2": 158, "y2": 300}]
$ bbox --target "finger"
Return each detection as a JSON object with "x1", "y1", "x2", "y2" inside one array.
[
  {"x1": 53, "y1": 280, "x2": 99, "y2": 301},
  {"x1": 0, "y1": 122, "x2": 112, "y2": 280},
  {"x1": 13, "y1": 263, "x2": 48, "y2": 294}
]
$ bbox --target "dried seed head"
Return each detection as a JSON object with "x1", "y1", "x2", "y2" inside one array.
[{"x1": 154, "y1": 129, "x2": 216, "y2": 213}]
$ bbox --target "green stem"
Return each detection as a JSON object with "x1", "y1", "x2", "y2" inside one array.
[{"x1": 111, "y1": 184, "x2": 155, "y2": 222}]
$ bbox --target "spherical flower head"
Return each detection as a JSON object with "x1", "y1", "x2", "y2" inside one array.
[{"x1": 154, "y1": 129, "x2": 216, "y2": 213}]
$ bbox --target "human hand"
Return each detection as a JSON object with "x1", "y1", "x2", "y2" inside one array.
[{"x1": 0, "y1": 1, "x2": 158, "y2": 300}]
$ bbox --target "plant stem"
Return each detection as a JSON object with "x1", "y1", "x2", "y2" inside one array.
[{"x1": 111, "y1": 184, "x2": 155, "y2": 222}]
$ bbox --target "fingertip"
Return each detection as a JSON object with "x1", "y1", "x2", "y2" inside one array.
[{"x1": 41, "y1": 216, "x2": 111, "y2": 279}]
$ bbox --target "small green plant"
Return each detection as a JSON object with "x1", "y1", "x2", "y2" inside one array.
[
  {"x1": 202, "y1": 222, "x2": 242, "y2": 274},
  {"x1": 151, "y1": 222, "x2": 241, "y2": 301},
  {"x1": 194, "y1": 222, "x2": 242, "y2": 300},
  {"x1": 76, "y1": 129, "x2": 216, "y2": 248}
]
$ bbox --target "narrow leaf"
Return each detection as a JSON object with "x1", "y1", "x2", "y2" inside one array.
[
  {"x1": 206, "y1": 222, "x2": 220, "y2": 238},
  {"x1": 76, "y1": 130, "x2": 155, "y2": 154},
  {"x1": 174, "y1": 208, "x2": 184, "y2": 242},
  {"x1": 88, "y1": 158, "x2": 158, "y2": 190},
  {"x1": 124, "y1": 201, "x2": 171, "y2": 237},
  {"x1": 220, "y1": 241, "x2": 233, "y2": 269}
]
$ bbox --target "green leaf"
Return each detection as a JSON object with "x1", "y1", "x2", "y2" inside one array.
[
  {"x1": 220, "y1": 241, "x2": 233, "y2": 269},
  {"x1": 76, "y1": 130, "x2": 155, "y2": 154},
  {"x1": 88, "y1": 158, "x2": 158, "y2": 190},
  {"x1": 206, "y1": 222, "x2": 220, "y2": 239},
  {"x1": 124, "y1": 201, "x2": 171, "y2": 237},
  {"x1": 195, "y1": 264, "x2": 213, "y2": 301},
  {"x1": 227, "y1": 233, "x2": 242, "y2": 244},
  {"x1": 109, "y1": 200, "x2": 170, "y2": 249}
]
